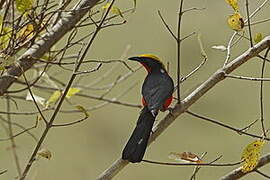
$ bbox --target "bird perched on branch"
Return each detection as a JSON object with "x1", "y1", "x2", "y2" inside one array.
[{"x1": 122, "y1": 54, "x2": 174, "y2": 163}]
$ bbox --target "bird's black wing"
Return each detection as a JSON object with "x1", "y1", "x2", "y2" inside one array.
[{"x1": 142, "y1": 72, "x2": 174, "y2": 113}]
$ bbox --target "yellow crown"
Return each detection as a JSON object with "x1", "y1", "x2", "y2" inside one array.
[
  {"x1": 138, "y1": 54, "x2": 165, "y2": 69},
  {"x1": 139, "y1": 54, "x2": 161, "y2": 61}
]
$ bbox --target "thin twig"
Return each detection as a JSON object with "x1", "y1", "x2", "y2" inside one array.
[
  {"x1": 21, "y1": 69, "x2": 48, "y2": 125},
  {"x1": 259, "y1": 47, "x2": 270, "y2": 137},
  {"x1": 0, "y1": 169, "x2": 7, "y2": 175},
  {"x1": 182, "y1": 7, "x2": 206, "y2": 13},
  {"x1": 190, "y1": 152, "x2": 207, "y2": 180},
  {"x1": 238, "y1": 119, "x2": 258, "y2": 133},
  {"x1": 249, "y1": 17, "x2": 270, "y2": 26},
  {"x1": 181, "y1": 33, "x2": 207, "y2": 82},
  {"x1": 157, "y1": 10, "x2": 177, "y2": 41},
  {"x1": 245, "y1": 0, "x2": 253, "y2": 47},
  {"x1": 52, "y1": 116, "x2": 88, "y2": 127},
  {"x1": 141, "y1": 159, "x2": 241, "y2": 167},
  {"x1": 226, "y1": 74, "x2": 270, "y2": 81},
  {"x1": 177, "y1": 0, "x2": 184, "y2": 103},
  {"x1": 255, "y1": 169, "x2": 270, "y2": 179},
  {"x1": 186, "y1": 110, "x2": 269, "y2": 141},
  {"x1": 74, "y1": 63, "x2": 102, "y2": 75},
  {"x1": 6, "y1": 96, "x2": 22, "y2": 177},
  {"x1": 0, "y1": 112, "x2": 38, "y2": 142},
  {"x1": 224, "y1": 33, "x2": 237, "y2": 66}
]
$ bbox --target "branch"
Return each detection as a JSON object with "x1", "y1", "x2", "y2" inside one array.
[
  {"x1": 0, "y1": 0, "x2": 100, "y2": 96},
  {"x1": 220, "y1": 153, "x2": 270, "y2": 180},
  {"x1": 96, "y1": 36, "x2": 270, "y2": 180}
]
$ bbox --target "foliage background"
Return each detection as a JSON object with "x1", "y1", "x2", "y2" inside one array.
[{"x1": 1, "y1": 0, "x2": 270, "y2": 179}]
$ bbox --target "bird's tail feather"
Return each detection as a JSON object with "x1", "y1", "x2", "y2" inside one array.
[{"x1": 122, "y1": 106, "x2": 155, "y2": 163}]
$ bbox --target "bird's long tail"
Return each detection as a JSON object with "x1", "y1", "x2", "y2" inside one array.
[{"x1": 122, "y1": 106, "x2": 155, "y2": 163}]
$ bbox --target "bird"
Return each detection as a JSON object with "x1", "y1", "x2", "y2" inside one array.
[{"x1": 122, "y1": 54, "x2": 174, "y2": 163}]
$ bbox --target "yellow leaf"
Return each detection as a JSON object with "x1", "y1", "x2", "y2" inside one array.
[
  {"x1": 102, "y1": 3, "x2": 124, "y2": 19},
  {"x1": 66, "y1": 88, "x2": 81, "y2": 99},
  {"x1": 169, "y1": 152, "x2": 203, "y2": 163},
  {"x1": 241, "y1": 140, "x2": 265, "y2": 173},
  {"x1": 15, "y1": 0, "x2": 33, "y2": 15},
  {"x1": 18, "y1": 24, "x2": 35, "y2": 41},
  {"x1": 254, "y1": 33, "x2": 263, "y2": 44},
  {"x1": 75, "y1": 105, "x2": 89, "y2": 117},
  {"x1": 225, "y1": 0, "x2": 239, "y2": 11},
  {"x1": 0, "y1": 26, "x2": 12, "y2": 50},
  {"x1": 37, "y1": 148, "x2": 52, "y2": 160},
  {"x1": 227, "y1": 12, "x2": 244, "y2": 31},
  {"x1": 102, "y1": 2, "x2": 111, "y2": 9},
  {"x1": 111, "y1": 7, "x2": 124, "y2": 18},
  {"x1": 46, "y1": 90, "x2": 61, "y2": 107}
]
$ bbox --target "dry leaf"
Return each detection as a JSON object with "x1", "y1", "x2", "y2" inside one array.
[
  {"x1": 37, "y1": 148, "x2": 52, "y2": 160},
  {"x1": 212, "y1": 45, "x2": 227, "y2": 51},
  {"x1": 26, "y1": 91, "x2": 46, "y2": 106},
  {"x1": 169, "y1": 152, "x2": 202, "y2": 163}
]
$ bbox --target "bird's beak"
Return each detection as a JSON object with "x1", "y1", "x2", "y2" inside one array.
[{"x1": 128, "y1": 56, "x2": 142, "y2": 62}]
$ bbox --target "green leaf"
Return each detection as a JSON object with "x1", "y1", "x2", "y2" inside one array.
[
  {"x1": 111, "y1": 6, "x2": 124, "y2": 18},
  {"x1": 66, "y1": 88, "x2": 81, "y2": 99},
  {"x1": 254, "y1": 33, "x2": 263, "y2": 44},
  {"x1": 15, "y1": 0, "x2": 33, "y2": 15},
  {"x1": 102, "y1": 2, "x2": 125, "y2": 19},
  {"x1": 0, "y1": 26, "x2": 12, "y2": 50},
  {"x1": 75, "y1": 105, "x2": 89, "y2": 117},
  {"x1": 46, "y1": 90, "x2": 61, "y2": 107}
]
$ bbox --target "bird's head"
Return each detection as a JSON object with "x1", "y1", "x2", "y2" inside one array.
[{"x1": 128, "y1": 54, "x2": 166, "y2": 73}]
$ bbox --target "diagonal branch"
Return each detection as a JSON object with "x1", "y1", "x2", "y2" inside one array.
[
  {"x1": 0, "y1": 0, "x2": 101, "y2": 96},
  {"x1": 220, "y1": 153, "x2": 270, "y2": 180},
  {"x1": 96, "y1": 36, "x2": 270, "y2": 180}
]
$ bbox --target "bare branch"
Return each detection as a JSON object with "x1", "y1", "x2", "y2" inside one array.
[
  {"x1": 245, "y1": 0, "x2": 253, "y2": 47},
  {"x1": 259, "y1": 47, "x2": 270, "y2": 137},
  {"x1": 142, "y1": 158, "x2": 240, "y2": 167},
  {"x1": 186, "y1": 110, "x2": 268, "y2": 140},
  {"x1": 226, "y1": 74, "x2": 270, "y2": 81},
  {"x1": 255, "y1": 169, "x2": 270, "y2": 179},
  {"x1": 6, "y1": 96, "x2": 22, "y2": 177},
  {"x1": 0, "y1": 0, "x2": 101, "y2": 96},
  {"x1": 220, "y1": 153, "x2": 270, "y2": 180}
]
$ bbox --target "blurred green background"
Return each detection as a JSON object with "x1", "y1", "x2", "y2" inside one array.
[{"x1": 1, "y1": 0, "x2": 270, "y2": 179}]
